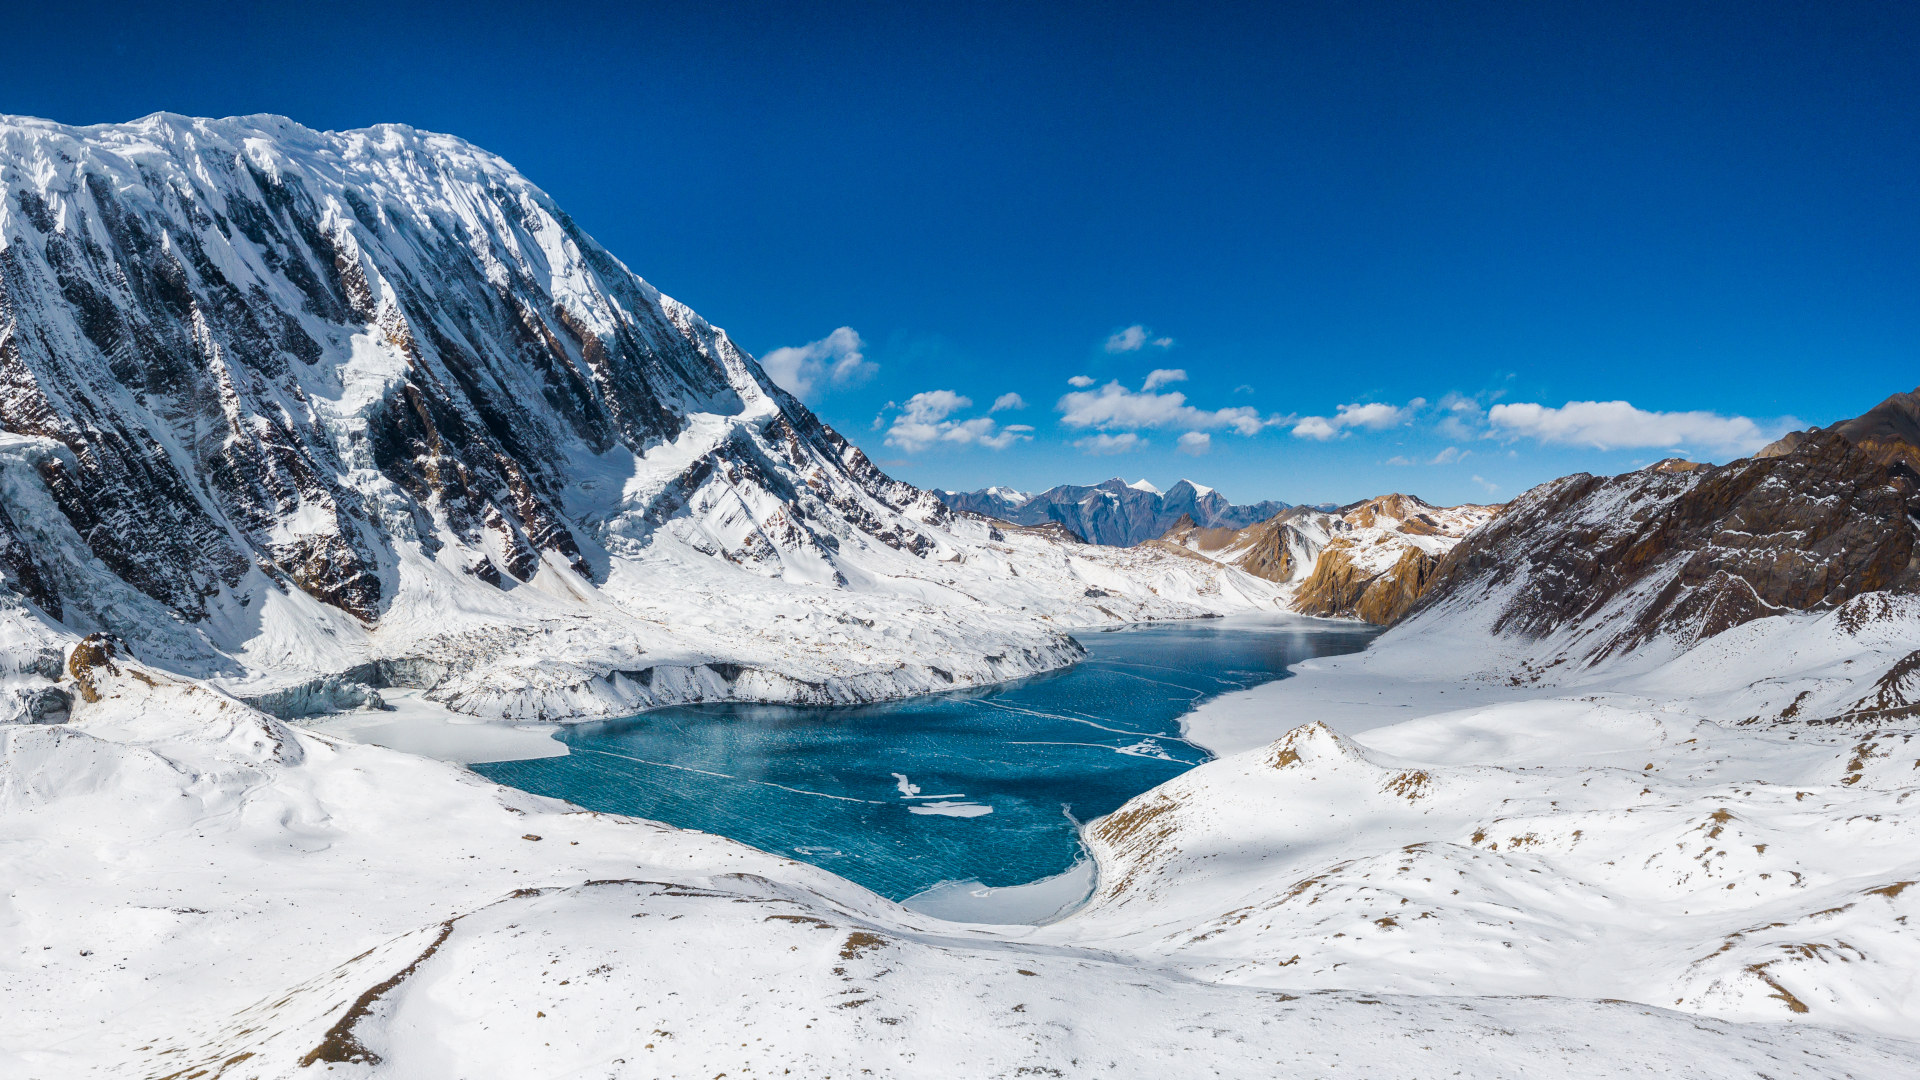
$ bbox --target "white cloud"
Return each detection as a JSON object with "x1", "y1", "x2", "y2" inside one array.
[
  {"x1": 1486, "y1": 400, "x2": 1788, "y2": 455},
  {"x1": 905, "y1": 389, "x2": 969, "y2": 422},
  {"x1": 758, "y1": 327, "x2": 874, "y2": 400},
  {"x1": 1384, "y1": 446, "x2": 1467, "y2": 467},
  {"x1": 1067, "y1": 375, "x2": 1096, "y2": 388},
  {"x1": 1058, "y1": 381, "x2": 1266, "y2": 436},
  {"x1": 1104, "y1": 325, "x2": 1148, "y2": 353},
  {"x1": 882, "y1": 391, "x2": 1032, "y2": 452},
  {"x1": 1176, "y1": 432, "x2": 1211, "y2": 455},
  {"x1": 1291, "y1": 401, "x2": 1411, "y2": 440},
  {"x1": 1103, "y1": 325, "x2": 1175, "y2": 353},
  {"x1": 1472, "y1": 474, "x2": 1500, "y2": 495},
  {"x1": 1142, "y1": 368, "x2": 1187, "y2": 391},
  {"x1": 990, "y1": 392, "x2": 1027, "y2": 412},
  {"x1": 1075, "y1": 433, "x2": 1146, "y2": 455},
  {"x1": 1436, "y1": 394, "x2": 1488, "y2": 441}
]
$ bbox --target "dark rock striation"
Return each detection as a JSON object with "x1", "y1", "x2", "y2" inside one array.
[
  {"x1": 0, "y1": 113, "x2": 954, "y2": 673},
  {"x1": 1411, "y1": 414, "x2": 1920, "y2": 661}
]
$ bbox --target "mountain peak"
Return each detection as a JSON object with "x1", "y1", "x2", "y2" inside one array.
[
  {"x1": 1169, "y1": 478, "x2": 1214, "y2": 497},
  {"x1": 936, "y1": 479, "x2": 1289, "y2": 545}
]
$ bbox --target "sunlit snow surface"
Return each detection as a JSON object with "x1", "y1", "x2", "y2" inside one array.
[{"x1": 473, "y1": 616, "x2": 1378, "y2": 899}]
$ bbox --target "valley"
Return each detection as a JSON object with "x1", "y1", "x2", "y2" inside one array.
[{"x1": 0, "y1": 111, "x2": 1916, "y2": 1079}]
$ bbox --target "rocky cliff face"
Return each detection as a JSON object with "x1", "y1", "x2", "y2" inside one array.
[
  {"x1": 937, "y1": 477, "x2": 1289, "y2": 546},
  {"x1": 1158, "y1": 494, "x2": 1499, "y2": 624},
  {"x1": 1408, "y1": 410, "x2": 1920, "y2": 666},
  {"x1": 0, "y1": 113, "x2": 1290, "y2": 712},
  {"x1": 0, "y1": 113, "x2": 950, "y2": 668}
]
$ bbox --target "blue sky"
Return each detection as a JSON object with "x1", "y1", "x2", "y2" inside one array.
[{"x1": 8, "y1": 1, "x2": 1917, "y2": 506}]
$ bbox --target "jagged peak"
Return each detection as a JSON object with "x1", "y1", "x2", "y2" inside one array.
[{"x1": 1167, "y1": 478, "x2": 1213, "y2": 497}]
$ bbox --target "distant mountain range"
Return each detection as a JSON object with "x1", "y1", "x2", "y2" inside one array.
[{"x1": 936, "y1": 478, "x2": 1305, "y2": 546}]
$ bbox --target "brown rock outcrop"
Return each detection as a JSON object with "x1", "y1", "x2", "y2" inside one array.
[{"x1": 1158, "y1": 494, "x2": 1500, "y2": 625}]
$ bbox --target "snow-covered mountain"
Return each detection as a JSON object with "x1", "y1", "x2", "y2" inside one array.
[
  {"x1": 1157, "y1": 493, "x2": 1501, "y2": 623},
  {"x1": 10, "y1": 428, "x2": 1920, "y2": 1075},
  {"x1": 1403, "y1": 391, "x2": 1920, "y2": 679},
  {"x1": 7, "y1": 113, "x2": 1920, "y2": 1077},
  {"x1": 936, "y1": 476, "x2": 1291, "y2": 545},
  {"x1": 1054, "y1": 389, "x2": 1920, "y2": 1045},
  {"x1": 0, "y1": 112, "x2": 1291, "y2": 720}
]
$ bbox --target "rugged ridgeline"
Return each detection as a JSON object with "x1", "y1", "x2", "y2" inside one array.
[
  {"x1": 1158, "y1": 494, "x2": 1501, "y2": 624},
  {"x1": 0, "y1": 113, "x2": 1288, "y2": 720},
  {"x1": 1403, "y1": 387, "x2": 1920, "y2": 679},
  {"x1": 937, "y1": 477, "x2": 1291, "y2": 546}
]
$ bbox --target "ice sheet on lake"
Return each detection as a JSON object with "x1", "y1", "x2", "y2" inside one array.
[{"x1": 902, "y1": 859, "x2": 1097, "y2": 925}]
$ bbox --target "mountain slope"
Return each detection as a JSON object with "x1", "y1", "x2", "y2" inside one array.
[
  {"x1": 1758, "y1": 386, "x2": 1920, "y2": 474},
  {"x1": 1055, "y1": 390, "x2": 1920, "y2": 1047},
  {"x1": 937, "y1": 476, "x2": 1289, "y2": 546},
  {"x1": 1158, "y1": 493, "x2": 1500, "y2": 624},
  {"x1": 7, "y1": 620, "x2": 1915, "y2": 1077},
  {"x1": 0, "y1": 112, "x2": 1286, "y2": 717},
  {"x1": 1405, "y1": 425, "x2": 1920, "y2": 674}
]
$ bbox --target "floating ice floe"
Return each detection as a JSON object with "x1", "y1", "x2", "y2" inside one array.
[{"x1": 908, "y1": 801, "x2": 994, "y2": 817}]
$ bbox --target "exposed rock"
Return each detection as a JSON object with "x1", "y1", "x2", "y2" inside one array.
[
  {"x1": 1293, "y1": 543, "x2": 1439, "y2": 625},
  {"x1": 1160, "y1": 494, "x2": 1499, "y2": 625},
  {"x1": 1644, "y1": 457, "x2": 1712, "y2": 474},
  {"x1": 1756, "y1": 387, "x2": 1920, "y2": 474},
  {"x1": 1411, "y1": 426, "x2": 1920, "y2": 661},
  {"x1": 66, "y1": 632, "x2": 120, "y2": 704},
  {"x1": 1829, "y1": 386, "x2": 1920, "y2": 474}
]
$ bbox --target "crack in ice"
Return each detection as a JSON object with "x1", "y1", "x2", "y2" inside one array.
[{"x1": 572, "y1": 747, "x2": 888, "y2": 804}]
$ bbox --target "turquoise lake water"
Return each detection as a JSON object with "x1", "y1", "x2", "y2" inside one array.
[{"x1": 472, "y1": 616, "x2": 1378, "y2": 901}]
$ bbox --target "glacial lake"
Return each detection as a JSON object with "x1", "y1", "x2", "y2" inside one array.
[{"x1": 472, "y1": 615, "x2": 1377, "y2": 912}]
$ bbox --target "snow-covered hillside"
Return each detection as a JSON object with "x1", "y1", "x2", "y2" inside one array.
[
  {"x1": 0, "y1": 112, "x2": 1286, "y2": 722},
  {"x1": 6, "y1": 623, "x2": 1915, "y2": 1078},
  {"x1": 1089, "y1": 588, "x2": 1920, "y2": 1051},
  {"x1": 1086, "y1": 416, "x2": 1920, "y2": 1051}
]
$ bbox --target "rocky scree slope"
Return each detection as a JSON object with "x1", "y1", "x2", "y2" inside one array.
[
  {"x1": 1402, "y1": 392, "x2": 1920, "y2": 679},
  {"x1": 0, "y1": 113, "x2": 1282, "y2": 720},
  {"x1": 938, "y1": 476, "x2": 1290, "y2": 546},
  {"x1": 1158, "y1": 493, "x2": 1500, "y2": 624}
]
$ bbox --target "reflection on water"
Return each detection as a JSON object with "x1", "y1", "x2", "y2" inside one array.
[{"x1": 472, "y1": 615, "x2": 1377, "y2": 900}]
